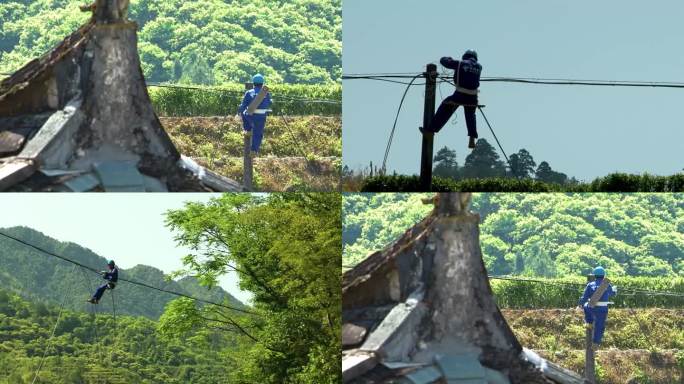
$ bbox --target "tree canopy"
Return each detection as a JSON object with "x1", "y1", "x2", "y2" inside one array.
[
  {"x1": 0, "y1": 0, "x2": 341, "y2": 84},
  {"x1": 163, "y1": 193, "x2": 341, "y2": 383},
  {"x1": 343, "y1": 193, "x2": 684, "y2": 277}
]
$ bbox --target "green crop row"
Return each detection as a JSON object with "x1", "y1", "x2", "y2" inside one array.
[
  {"x1": 148, "y1": 83, "x2": 341, "y2": 117},
  {"x1": 359, "y1": 174, "x2": 684, "y2": 192},
  {"x1": 491, "y1": 276, "x2": 684, "y2": 309}
]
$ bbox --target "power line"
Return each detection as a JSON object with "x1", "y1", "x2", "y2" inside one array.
[
  {"x1": 344, "y1": 73, "x2": 684, "y2": 89},
  {"x1": 0, "y1": 231, "x2": 255, "y2": 315}
]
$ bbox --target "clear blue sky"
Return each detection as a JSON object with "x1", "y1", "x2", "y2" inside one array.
[
  {"x1": 0, "y1": 193, "x2": 253, "y2": 303},
  {"x1": 343, "y1": 0, "x2": 684, "y2": 180}
]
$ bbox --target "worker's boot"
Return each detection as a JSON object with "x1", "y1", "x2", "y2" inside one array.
[
  {"x1": 243, "y1": 130, "x2": 252, "y2": 138},
  {"x1": 468, "y1": 136, "x2": 476, "y2": 149},
  {"x1": 592, "y1": 343, "x2": 600, "y2": 351},
  {"x1": 250, "y1": 150, "x2": 258, "y2": 158},
  {"x1": 86, "y1": 298, "x2": 99, "y2": 304},
  {"x1": 585, "y1": 323, "x2": 593, "y2": 330}
]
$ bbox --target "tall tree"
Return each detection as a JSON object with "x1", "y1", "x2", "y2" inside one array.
[
  {"x1": 535, "y1": 161, "x2": 568, "y2": 185},
  {"x1": 461, "y1": 139, "x2": 506, "y2": 179},
  {"x1": 508, "y1": 149, "x2": 536, "y2": 178},
  {"x1": 433, "y1": 146, "x2": 459, "y2": 180},
  {"x1": 162, "y1": 193, "x2": 341, "y2": 384}
]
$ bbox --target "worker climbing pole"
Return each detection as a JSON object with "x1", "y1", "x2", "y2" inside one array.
[
  {"x1": 238, "y1": 74, "x2": 273, "y2": 190},
  {"x1": 417, "y1": 50, "x2": 512, "y2": 190},
  {"x1": 577, "y1": 266, "x2": 617, "y2": 383}
]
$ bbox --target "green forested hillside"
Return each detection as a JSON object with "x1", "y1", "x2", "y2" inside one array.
[
  {"x1": 0, "y1": 0, "x2": 341, "y2": 84},
  {"x1": 343, "y1": 193, "x2": 684, "y2": 277},
  {"x1": 0, "y1": 287, "x2": 237, "y2": 384},
  {"x1": 0, "y1": 226, "x2": 244, "y2": 320}
]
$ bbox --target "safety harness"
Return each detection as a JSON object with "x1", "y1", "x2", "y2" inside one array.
[
  {"x1": 455, "y1": 61, "x2": 479, "y2": 96},
  {"x1": 588, "y1": 278, "x2": 611, "y2": 308}
]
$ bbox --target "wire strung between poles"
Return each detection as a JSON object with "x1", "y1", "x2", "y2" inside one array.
[
  {"x1": 31, "y1": 264, "x2": 78, "y2": 384},
  {"x1": 0, "y1": 231, "x2": 254, "y2": 315},
  {"x1": 382, "y1": 73, "x2": 423, "y2": 173}
]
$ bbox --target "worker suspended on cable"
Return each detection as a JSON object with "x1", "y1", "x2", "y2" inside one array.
[
  {"x1": 87, "y1": 260, "x2": 118, "y2": 304},
  {"x1": 577, "y1": 266, "x2": 617, "y2": 350},
  {"x1": 424, "y1": 49, "x2": 482, "y2": 149},
  {"x1": 237, "y1": 74, "x2": 272, "y2": 157}
]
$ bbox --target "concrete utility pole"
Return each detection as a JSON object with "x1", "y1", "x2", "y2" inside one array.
[
  {"x1": 584, "y1": 274, "x2": 596, "y2": 384},
  {"x1": 419, "y1": 63, "x2": 437, "y2": 191},
  {"x1": 584, "y1": 328, "x2": 595, "y2": 383},
  {"x1": 243, "y1": 82, "x2": 254, "y2": 191}
]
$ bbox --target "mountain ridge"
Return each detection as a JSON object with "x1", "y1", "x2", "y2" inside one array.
[{"x1": 0, "y1": 226, "x2": 245, "y2": 320}]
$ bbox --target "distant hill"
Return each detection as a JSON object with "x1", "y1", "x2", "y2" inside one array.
[
  {"x1": 0, "y1": 226, "x2": 245, "y2": 320},
  {"x1": 0, "y1": 0, "x2": 341, "y2": 84}
]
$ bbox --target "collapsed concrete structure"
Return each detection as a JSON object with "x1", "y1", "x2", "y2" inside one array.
[
  {"x1": 342, "y1": 193, "x2": 585, "y2": 384},
  {"x1": 0, "y1": 0, "x2": 241, "y2": 191}
]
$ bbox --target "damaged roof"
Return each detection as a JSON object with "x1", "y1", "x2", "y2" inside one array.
[
  {"x1": 0, "y1": 3, "x2": 241, "y2": 192},
  {"x1": 341, "y1": 194, "x2": 584, "y2": 384}
]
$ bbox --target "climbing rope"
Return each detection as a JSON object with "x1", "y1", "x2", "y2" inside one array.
[
  {"x1": 478, "y1": 107, "x2": 513, "y2": 172},
  {"x1": 31, "y1": 264, "x2": 78, "y2": 384},
  {"x1": 110, "y1": 287, "x2": 117, "y2": 333},
  {"x1": 79, "y1": 268, "x2": 98, "y2": 344}
]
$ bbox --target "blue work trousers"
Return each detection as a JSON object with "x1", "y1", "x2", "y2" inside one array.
[
  {"x1": 93, "y1": 282, "x2": 114, "y2": 301},
  {"x1": 583, "y1": 304, "x2": 608, "y2": 344},
  {"x1": 428, "y1": 92, "x2": 479, "y2": 137},
  {"x1": 242, "y1": 114, "x2": 267, "y2": 152}
]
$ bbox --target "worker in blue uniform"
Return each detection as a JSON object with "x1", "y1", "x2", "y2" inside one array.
[
  {"x1": 238, "y1": 74, "x2": 272, "y2": 156},
  {"x1": 577, "y1": 266, "x2": 617, "y2": 350},
  {"x1": 87, "y1": 260, "x2": 118, "y2": 304},
  {"x1": 424, "y1": 49, "x2": 482, "y2": 149}
]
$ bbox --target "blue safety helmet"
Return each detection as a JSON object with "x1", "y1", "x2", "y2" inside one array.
[
  {"x1": 107, "y1": 260, "x2": 115, "y2": 266},
  {"x1": 593, "y1": 266, "x2": 606, "y2": 277},
  {"x1": 252, "y1": 74, "x2": 265, "y2": 85},
  {"x1": 462, "y1": 49, "x2": 478, "y2": 61}
]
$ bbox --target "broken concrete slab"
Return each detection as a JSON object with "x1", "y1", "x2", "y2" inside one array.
[
  {"x1": 18, "y1": 101, "x2": 83, "y2": 168},
  {"x1": 0, "y1": 160, "x2": 36, "y2": 191},
  {"x1": 93, "y1": 161, "x2": 145, "y2": 192},
  {"x1": 404, "y1": 366, "x2": 442, "y2": 384},
  {"x1": 435, "y1": 354, "x2": 486, "y2": 380},
  {"x1": 63, "y1": 172, "x2": 99, "y2": 192},
  {"x1": 360, "y1": 288, "x2": 426, "y2": 361},
  {"x1": 342, "y1": 352, "x2": 378, "y2": 383}
]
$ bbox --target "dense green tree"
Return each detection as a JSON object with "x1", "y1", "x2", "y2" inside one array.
[
  {"x1": 508, "y1": 149, "x2": 536, "y2": 178},
  {"x1": 343, "y1": 193, "x2": 684, "y2": 278},
  {"x1": 163, "y1": 193, "x2": 341, "y2": 384},
  {"x1": 0, "y1": 0, "x2": 341, "y2": 85},
  {"x1": 535, "y1": 161, "x2": 568, "y2": 185},
  {"x1": 433, "y1": 146, "x2": 459, "y2": 180},
  {"x1": 461, "y1": 139, "x2": 507, "y2": 179}
]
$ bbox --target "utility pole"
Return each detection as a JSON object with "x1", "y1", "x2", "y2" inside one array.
[
  {"x1": 243, "y1": 82, "x2": 253, "y2": 191},
  {"x1": 419, "y1": 63, "x2": 437, "y2": 191},
  {"x1": 584, "y1": 274, "x2": 596, "y2": 384}
]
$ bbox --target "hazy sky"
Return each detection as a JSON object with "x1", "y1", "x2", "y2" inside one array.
[
  {"x1": 0, "y1": 193, "x2": 253, "y2": 303},
  {"x1": 343, "y1": 0, "x2": 684, "y2": 181}
]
